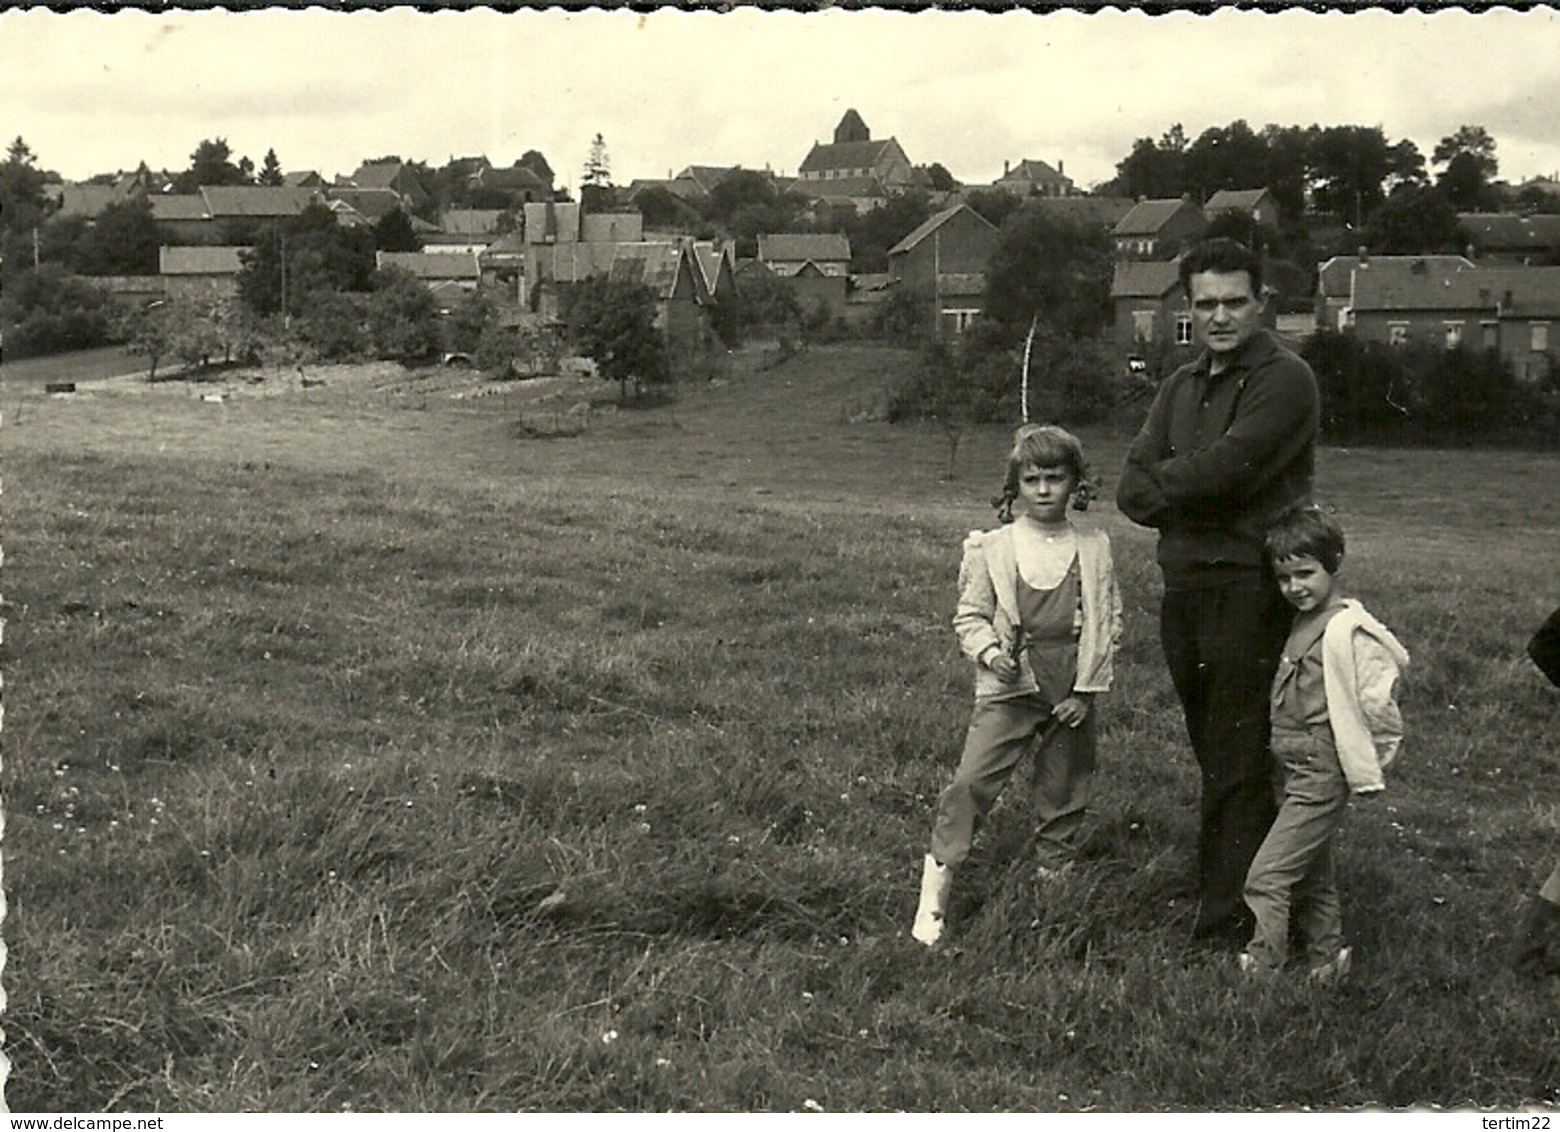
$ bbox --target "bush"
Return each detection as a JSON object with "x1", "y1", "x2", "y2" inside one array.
[
  {"x1": 1302, "y1": 329, "x2": 1560, "y2": 447},
  {"x1": 365, "y1": 268, "x2": 441, "y2": 362},
  {"x1": 0, "y1": 265, "x2": 122, "y2": 358},
  {"x1": 296, "y1": 290, "x2": 368, "y2": 362}
]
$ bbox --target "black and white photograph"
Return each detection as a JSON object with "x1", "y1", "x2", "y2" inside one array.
[{"x1": 2, "y1": 3, "x2": 1558, "y2": 1116}]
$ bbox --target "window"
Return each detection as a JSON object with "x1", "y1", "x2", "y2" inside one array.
[
  {"x1": 945, "y1": 309, "x2": 980, "y2": 334},
  {"x1": 1388, "y1": 322, "x2": 1409, "y2": 346},
  {"x1": 1532, "y1": 322, "x2": 1550, "y2": 353},
  {"x1": 1444, "y1": 321, "x2": 1464, "y2": 348},
  {"x1": 1175, "y1": 314, "x2": 1193, "y2": 345},
  {"x1": 1482, "y1": 321, "x2": 1499, "y2": 349},
  {"x1": 1133, "y1": 310, "x2": 1155, "y2": 341}
]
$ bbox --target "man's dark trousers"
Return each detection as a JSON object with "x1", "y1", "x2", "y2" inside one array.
[{"x1": 1161, "y1": 572, "x2": 1291, "y2": 944}]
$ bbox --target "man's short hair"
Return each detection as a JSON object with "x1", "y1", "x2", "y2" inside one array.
[{"x1": 1179, "y1": 238, "x2": 1264, "y2": 298}]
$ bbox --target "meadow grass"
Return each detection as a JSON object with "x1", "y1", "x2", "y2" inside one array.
[{"x1": 2, "y1": 345, "x2": 1558, "y2": 1111}]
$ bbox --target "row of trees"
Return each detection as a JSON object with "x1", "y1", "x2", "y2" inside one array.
[{"x1": 1102, "y1": 121, "x2": 1514, "y2": 224}]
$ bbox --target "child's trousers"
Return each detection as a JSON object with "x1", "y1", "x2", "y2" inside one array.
[
  {"x1": 1243, "y1": 725, "x2": 1349, "y2": 970},
  {"x1": 929, "y1": 693, "x2": 1095, "y2": 870}
]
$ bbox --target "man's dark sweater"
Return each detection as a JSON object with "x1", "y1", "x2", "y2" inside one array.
[{"x1": 1116, "y1": 329, "x2": 1320, "y2": 587}]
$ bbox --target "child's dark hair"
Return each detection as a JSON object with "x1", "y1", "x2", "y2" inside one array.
[
  {"x1": 1265, "y1": 503, "x2": 1345, "y2": 573},
  {"x1": 992, "y1": 423, "x2": 1096, "y2": 523}
]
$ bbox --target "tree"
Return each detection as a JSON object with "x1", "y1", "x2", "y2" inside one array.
[
  {"x1": 963, "y1": 187, "x2": 1023, "y2": 229},
  {"x1": 582, "y1": 133, "x2": 611, "y2": 190},
  {"x1": 849, "y1": 190, "x2": 934, "y2": 273},
  {"x1": 562, "y1": 276, "x2": 668, "y2": 403},
  {"x1": 632, "y1": 186, "x2": 701, "y2": 232},
  {"x1": 887, "y1": 335, "x2": 1006, "y2": 478},
  {"x1": 982, "y1": 202, "x2": 1113, "y2": 342},
  {"x1": 0, "y1": 137, "x2": 50, "y2": 237},
  {"x1": 1433, "y1": 125, "x2": 1498, "y2": 180},
  {"x1": 0, "y1": 264, "x2": 119, "y2": 357},
  {"x1": 924, "y1": 162, "x2": 956, "y2": 192},
  {"x1": 1363, "y1": 184, "x2": 1461, "y2": 254},
  {"x1": 1104, "y1": 124, "x2": 1188, "y2": 200},
  {"x1": 237, "y1": 204, "x2": 376, "y2": 317},
  {"x1": 176, "y1": 137, "x2": 250, "y2": 192},
  {"x1": 1183, "y1": 120, "x2": 1269, "y2": 202},
  {"x1": 126, "y1": 299, "x2": 177, "y2": 379},
  {"x1": 1309, "y1": 125, "x2": 1412, "y2": 227},
  {"x1": 75, "y1": 196, "x2": 159, "y2": 275},
  {"x1": 518, "y1": 149, "x2": 555, "y2": 186},
  {"x1": 372, "y1": 208, "x2": 423, "y2": 252},
  {"x1": 365, "y1": 267, "x2": 441, "y2": 361},
  {"x1": 258, "y1": 148, "x2": 285, "y2": 186}
]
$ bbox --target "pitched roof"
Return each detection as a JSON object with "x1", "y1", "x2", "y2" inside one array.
[
  {"x1": 676, "y1": 165, "x2": 742, "y2": 195},
  {"x1": 1350, "y1": 262, "x2": 1495, "y2": 313},
  {"x1": 799, "y1": 139, "x2": 898, "y2": 175},
  {"x1": 757, "y1": 233, "x2": 851, "y2": 263},
  {"x1": 200, "y1": 186, "x2": 320, "y2": 218},
  {"x1": 1473, "y1": 265, "x2": 1560, "y2": 317},
  {"x1": 1205, "y1": 188, "x2": 1272, "y2": 211},
  {"x1": 791, "y1": 175, "x2": 888, "y2": 202},
  {"x1": 376, "y1": 251, "x2": 482, "y2": 280},
  {"x1": 440, "y1": 209, "x2": 505, "y2": 236},
  {"x1": 326, "y1": 187, "x2": 403, "y2": 221},
  {"x1": 581, "y1": 212, "x2": 644, "y2": 244},
  {"x1": 349, "y1": 161, "x2": 410, "y2": 191},
  {"x1": 888, "y1": 204, "x2": 997, "y2": 256},
  {"x1": 283, "y1": 170, "x2": 324, "y2": 188},
  {"x1": 479, "y1": 231, "x2": 527, "y2": 260},
  {"x1": 996, "y1": 159, "x2": 1067, "y2": 183},
  {"x1": 609, "y1": 242, "x2": 697, "y2": 300},
  {"x1": 691, "y1": 241, "x2": 735, "y2": 295},
  {"x1": 1110, "y1": 260, "x2": 1182, "y2": 299},
  {"x1": 56, "y1": 183, "x2": 130, "y2": 220},
  {"x1": 1113, "y1": 198, "x2": 1203, "y2": 236},
  {"x1": 530, "y1": 241, "x2": 620, "y2": 283},
  {"x1": 1457, "y1": 212, "x2": 1560, "y2": 250},
  {"x1": 159, "y1": 246, "x2": 247, "y2": 275},
  {"x1": 1315, "y1": 254, "x2": 1475, "y2": 300},
  {"x1": 149, "y1": 194, "x2": 212, "y2": 222},
  {"x1": 472, "y1": 165, "x2": 550, "y2": 193},
  {"x1": 1030, "y1": 195, "x2": 1135, "y2": 229},
  {"x1": 523, "y1": 201, "x2": 582, "y2": 243}
]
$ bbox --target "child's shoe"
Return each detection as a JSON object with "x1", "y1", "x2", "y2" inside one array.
[
  {"x1": 1308, "y1": 946, "x2": 1353, "y2": 987},
  {"x1": 911, "y1": 854, "x2": 952, "y2": 946}
]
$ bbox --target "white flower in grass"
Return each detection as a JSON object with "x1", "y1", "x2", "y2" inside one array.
[
  {"x1": 602, "y1": 1029, "x2": 619, "y2": 1044},
  {"x1": 802, "y1": 1100, "x2": 824, "y2": 1112},
  {"x1": 634, "y1": 803, "x2": 647, "y2": 814}
]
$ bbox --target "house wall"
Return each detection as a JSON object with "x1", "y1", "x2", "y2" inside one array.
[
  {"x1": 1113, "y1": 292, "x2": 1193, "y2": 356},
  {"x1": 785, "y1": 272, "x2": 849, "y2": 319},
  {"x1": 1497, "y1": 318, "x2": 1557, "y2": 381},
  {"x1": 164, "y1": 275, "x2": 241, "y2": 302},
  {"x1": 1352, "y1": 308, "x2": 1492, "y2": 349},
  {"x1": 889, "y1": 212, "x2": 998, "y2": 293}
]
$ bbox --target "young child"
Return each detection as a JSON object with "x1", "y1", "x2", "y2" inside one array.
[
  {"x1": 912, "y1": 424, "x2": 1122, "y2": 947},
  {"x1": 1513, "y1": 603, "x2": 1560, "y2": 977},
  {"x1": 1239, "y1": 505, "x2": 1409, "y2": 982}
]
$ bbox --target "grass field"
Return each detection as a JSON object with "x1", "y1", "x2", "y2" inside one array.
[{"x1": 3, "y1": 345, "x2": 1559, "y2": 1112}]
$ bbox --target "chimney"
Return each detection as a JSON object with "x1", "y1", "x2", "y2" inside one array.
[
  {"x1": 1004, "y1": 159, "x2": 1010, "y2": 176},
  {"x1": 1058, "y1": 159, "x2": 1064, "y2": 176},
  {"x1": 1357, "y1": 245, "x2": 1369, "y2": 268}
]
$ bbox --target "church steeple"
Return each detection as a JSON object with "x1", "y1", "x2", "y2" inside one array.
[{"x1": 834, "y1": 109, "x2": 870, "y2": 145}]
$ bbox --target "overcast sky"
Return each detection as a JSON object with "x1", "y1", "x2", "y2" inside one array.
[{"x1": 4, "y1": 6, "x2": 1559, "y2": 193}]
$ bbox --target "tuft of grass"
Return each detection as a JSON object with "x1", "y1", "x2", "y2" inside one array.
[{"x1": 4, "y1": 346, "x2": 1560, "y2": 1111}]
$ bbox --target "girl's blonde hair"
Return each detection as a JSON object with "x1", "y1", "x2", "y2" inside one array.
[{"x1": 993, "y1": 423, "x2": 1097, "y2": 522}]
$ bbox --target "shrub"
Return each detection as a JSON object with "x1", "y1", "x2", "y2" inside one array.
[
  {"x1": 0, "y1": 264, "x2": 121, "y2": 358},
  {"x1": 295, "y1": 289, "x2": 368, "y2": 362}
]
